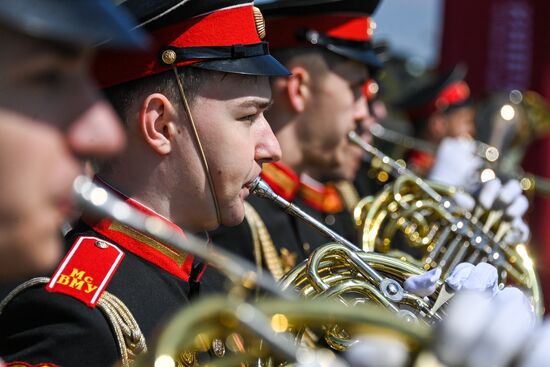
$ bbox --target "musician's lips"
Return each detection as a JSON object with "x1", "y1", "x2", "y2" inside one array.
[{"x1": 242, "y1": 177, "x2": 258, "y2": 198}]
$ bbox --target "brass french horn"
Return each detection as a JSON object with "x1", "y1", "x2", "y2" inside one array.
[
  {"x1": 250, "y1": 177, "x2": 448, "y2": 322},
  {"x1": 348, "y1": 131, "x2": 543, "y2": 317},
  {"x1": 74, "y1": 171, "x2": 538, "y2": 366}
]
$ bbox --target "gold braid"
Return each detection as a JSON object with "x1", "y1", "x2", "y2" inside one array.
[
  {"x1": 0, "y1": 278, "x2": 146, "y2": 367},
  {"x1": 244, "y1": 202, "x2": 285, "y2": 281}
]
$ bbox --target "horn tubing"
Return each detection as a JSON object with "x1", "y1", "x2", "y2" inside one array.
[
  {"x1": 369, "y1": 122, "x2": 500, "y2": 162},
  {"x1": 349, "y1": 130, "x2": 443, "y2": 202},
  {"x1": 250, "y1": 177, "x2": 384, "y2": 285}
]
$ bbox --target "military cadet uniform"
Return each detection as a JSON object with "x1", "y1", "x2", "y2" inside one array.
[
  {"x1": 204, "y1": 0, "x2": 383, "y2": 292},
  {"x1": 0, "y1": 1, "x2": 289, "y2": 366},
  {"x1": 394, "y1": 65, "x2": 473, "y2": 177}
]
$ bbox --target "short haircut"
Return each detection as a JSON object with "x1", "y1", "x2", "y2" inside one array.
[
  {"x1": 271, "y1": 47, "x2": 347, "y2": 82},
  {"x1": 96, "y1": 66, "x2": 217, "y2": 174},
  {"x1": 102, "y1": 66, "x2": 216, "y2": 125}
]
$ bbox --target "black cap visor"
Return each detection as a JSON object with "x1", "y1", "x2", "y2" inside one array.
[
  {"x1": 326, "y1": 43, "x2": 383, "y2": 70},
  {"x1": 191, "y1": 54, "x2": 291, "y2": 77},
  {"x1": 394, "y1": 64, "x2": 468, "y2": 111},
  {"x1": 299, "y1": 29, "x2": 382, "y2": 70},
  {"x1": 0, "y1": 0, "x2": 148, "y2": 49}
]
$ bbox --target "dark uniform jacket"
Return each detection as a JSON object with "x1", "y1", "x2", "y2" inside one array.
[
  {"x1": 203, "y1": 162, "x2": 358, "y2": 294},
  {"x1": 0, "y1": 180, "x2": 204, "y2": 367}
]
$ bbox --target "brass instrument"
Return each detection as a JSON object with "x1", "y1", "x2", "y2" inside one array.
[
  {"x1": 132, "y1": 296, "x2": 432, "y2": 367},
  {"x1": 348, "y1": 131, "x2": 543, "y2": 317},
  {"x1": 74, "y1": 176, "x2": 432, "y2": 366},
  {"x1": 476, "y1": 90, "x2": 550, "y2": 195},
  {"x1": 74, "y1": 174, "x2": 538, "y2": 366},
  {"x1": 370, "y1": 122, "x2": 500, "y2": 163},
  {"x1": 372, "y1": 89, "x2": 550, "y2": 196},
  {"x1": 250, "y1": 177, "x2": 449, "y2": 326}
]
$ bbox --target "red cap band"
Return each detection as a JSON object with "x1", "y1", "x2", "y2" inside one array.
[
  {"x1": 435, "y1": 80, "x2": 470, "y2": 110},
  {"x1": 408, "y1": 80, "x2": 471, "y2": 120},
  {"x1": 94, "y1": 4, "x2": 261, "y2": 87},
  {"x1": 267, "y1": 14, "x2": 373, "y2": 49}
]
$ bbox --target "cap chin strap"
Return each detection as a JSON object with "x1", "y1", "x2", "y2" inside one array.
[{"x1": 171, "y1": 66, "x2": 222, "y2": 226}]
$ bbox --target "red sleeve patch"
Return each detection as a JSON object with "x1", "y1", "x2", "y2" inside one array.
[
  {"x1": 45, "y1": 236, "x2": 125, "y2": 308},
  {"x1": 7, "y1": 363, "x2": 61, "y2": 367}
]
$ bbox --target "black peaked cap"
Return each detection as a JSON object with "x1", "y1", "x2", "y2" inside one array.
[{"x1": 0, "y1": 0, "x2": 148, "y2": 49}]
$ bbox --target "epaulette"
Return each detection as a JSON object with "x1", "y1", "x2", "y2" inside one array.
[{"x1": 45, "y1": 236, "x2": 125, "y2": 308}]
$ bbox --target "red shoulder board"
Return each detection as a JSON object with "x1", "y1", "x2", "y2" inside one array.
[
  {"x1": 6, "y1": 363, "x2": 61, "y2": 367},
  {"x1": 45, "y1": 236, "x2": 125, "y2": 308}
]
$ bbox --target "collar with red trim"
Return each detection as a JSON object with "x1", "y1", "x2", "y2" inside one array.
[
  {"x1": 82, "y1": 177, "x2": 198, "y2": 282},
  {"x1": 260, "y1": 163, "x2": 344, "y2": 213},
  {"x1": 299, "y1": 174, "x2": 344, "y2": 214},
  {"x1": 407, "y1": 150, "x2": 435, "y2": 176},
  {"x1": 260, "y1": 162, "x2": 301, "y2": 201}
]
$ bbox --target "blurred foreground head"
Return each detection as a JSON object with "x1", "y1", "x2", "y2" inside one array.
[{"x1": 0, "y1": 0, "x2": 148, "y2": 279}]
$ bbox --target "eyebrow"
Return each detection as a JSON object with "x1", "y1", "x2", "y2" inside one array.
[
  {"x1": 28, "y1": 38, "x2": 85, "y2": 63},
  {"x1": 238, "y1": 98, "x2": 274, "y2": 110}
]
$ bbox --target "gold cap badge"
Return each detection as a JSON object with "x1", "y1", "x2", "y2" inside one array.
[{"x1": 253, "y1": 7, "x2": 266, "y2": 40}]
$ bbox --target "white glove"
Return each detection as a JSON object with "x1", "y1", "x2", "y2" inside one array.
[
  {"x1": 429, "y1": 137, "x2": 484, "y2": 191},
  {"x1": 478, "y1": 178, "x2": 524, "y2": 212},
  {"x1": 503, "y1": 217, "x2": 530, "y2": 244},
  {"x1": 404, "y1": 262, "x2": 498, "y2": 298},
  {"x1": 435, "y1": 288, "x2": 535, "y2": 367},
  {"x1": 445, "y1": 262, "x2": 499, "y2": 296},
  {"x1": 345, "y1": 335, "x2": 410, "y2": 367},
  {"x1": 403, "y1": 267, "x2": 442, "y2": 297},
  {"x1": 453, "y1": 191, "x2": 476, "y2": 211},
  {"x1": 518, "y1": 318, "x2": 550, "y2": 367},
  {"x1": 478, "y1": 178, "x2": 531, "y2": 244}
]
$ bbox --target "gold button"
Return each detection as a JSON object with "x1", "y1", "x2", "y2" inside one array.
[
  {"x1": 211, "y1": 338, "x2": 226, "y2": 357},
  {"x1": 161, "y1": 49, "x2": 177, "y2": 65},
  {"x1": 95, "y1": 241, "x2": 108, "y2": 249},
  {"x1": 179, "y1": 351, "x2": 196, "y2": 366}
]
